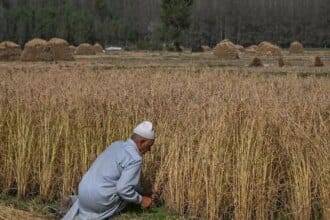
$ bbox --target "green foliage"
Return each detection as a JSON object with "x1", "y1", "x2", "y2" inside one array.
[
  {"x1": 136, "y1": 40, "x2": 163, "y2": 51},
  {"x1": 71, "y1": 10, "x2": 94, "y2": 44},
  {"x1": 0, "y1": 0, "x2": 329, "y2": 48},
  {"x1": 94, "y1": 0, "x2": 108, "y2": 20},
  {"x1": 34, "y1": 7, "x2": 57, "y2": 39},
  {"x1": 5, "y1": 7, "x2": 33, "y2": 44},
  {"x1": 160, "y1": 0, "x2": 193, "y2": 49}
]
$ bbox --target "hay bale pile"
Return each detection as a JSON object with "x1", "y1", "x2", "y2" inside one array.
[
  {"x1": 213, "y1": 40, "x2": 239, "y2": 59},
  {"x1": 75, "y1": 43, "x2": 96, "y2": 55},
  {"x1": 249, "y1": 57, "x2": 263, "y2": 67},
  {"x1": 235, "y1": 44, "x2": 245, "y2": 52},
  {"x1": 0, "y1": 41, "x2": 22, "y2": 61},
  {"x1": 21, "y1": 38, "x2": 75, "y2": 61},
  {"x1": 314, "y1": 56, "x2": 324, "y2": 67},
  {"x1": 94, "y1": 43, "x2": 104, "y2": 53},
  {"x1": 256, "y1": 41, "x2": 282, "y2": 56},
  {"x1": 245, "y1": 45, "x2": 258, "y2": 54},
  {"x1": 289, "y1": 41, "x2": 304, "y2": 54},
  {"x1": 48, "y1": 38, "x2": 74, "y2": 61},
  {"x1": 21, "y1": 38, "x2": 53, "y2": 61},
  {"x1": 69, "y1": 45, "x2": 76, "y2": 54}
]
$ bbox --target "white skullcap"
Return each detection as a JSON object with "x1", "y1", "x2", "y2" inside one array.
[{"x1": 133, "y1": 121, "x2": 155, "y2": 140}]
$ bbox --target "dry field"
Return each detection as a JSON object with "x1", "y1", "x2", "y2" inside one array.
[{"x1": 0, "y1": 50, "x2": 329, "y2": 219}]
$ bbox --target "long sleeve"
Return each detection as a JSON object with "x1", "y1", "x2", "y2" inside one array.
[{"x1": 116, "y1": 160, "x2": 142, "y2": 204}]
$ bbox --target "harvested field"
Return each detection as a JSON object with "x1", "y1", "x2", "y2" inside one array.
[{"x1": 0, "y1": 49, "x2": 329, "y2": 219}]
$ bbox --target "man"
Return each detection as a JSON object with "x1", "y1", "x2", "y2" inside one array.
[{"x1": 63, "y1": 121, "x2": 155, "y2": 220}]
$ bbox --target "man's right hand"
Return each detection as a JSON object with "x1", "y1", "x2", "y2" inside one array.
[{"x1": 141, "y1": 196, "x2": 153, "y2": 209}]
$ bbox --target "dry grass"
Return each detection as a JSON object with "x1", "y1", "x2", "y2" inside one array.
[
  {"x1": 0, "y1": 50, "x2": 329, "y2": 219},
  {"x1": 0, "y1": 205, "x2": 50, "y2": 220}
]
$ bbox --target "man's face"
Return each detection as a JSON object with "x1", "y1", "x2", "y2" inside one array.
[{"x1": 139, "y1": 139, "x2": 155, "y2": 155}]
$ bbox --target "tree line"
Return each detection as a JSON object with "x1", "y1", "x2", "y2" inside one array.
[{"x1": 0, "y1": 0, "x2": 329, "y2": 48}]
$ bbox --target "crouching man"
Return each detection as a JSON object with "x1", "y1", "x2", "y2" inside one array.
[{"x1": 63, "y1": 121, "x2": 155, "y2": 220}]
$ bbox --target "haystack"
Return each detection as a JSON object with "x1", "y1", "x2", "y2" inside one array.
[
  {"x1": 21, "y1": 38, "x2": 53, "y2": 61},
  {"x1": 289, "y1": 41, "x2": 304, "y2": 54},
  {"x1": 246, "y1": 45, "x2": 257, "y2": 54},
  {"x1": 235, "y1": 44, "x2": 245, "y2": 52},
  {"x1": 314, "y1": 56, "x2": 324, "y2": 67},
  {"x1": 0, "y1": 41, "x2": 22, "y2": 61},
  {"x1": 94, "y1": 43, "x2": 104, "y2": 53},
  {"x1": 257, "y1": 41, "x2": 282, "y2": 56},
  {"x1": 213, "y1": 40, "x2": 239, "y2": 59},
  {"x1": 75, "y1": 43, "x2": 96, "y2": 55},
  {"x1": 249, "y1": 57, "x2": 263, "y2": 67},
  {"x1": 69, "y1": 45, "x2": 76, "y2": 54},
  {"x1": 48, "y1": 38, "x2": 74, "y2": 61}
]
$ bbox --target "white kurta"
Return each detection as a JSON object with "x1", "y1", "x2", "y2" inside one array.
[{"x1": 62, "y1": 139, "x2": 143, "y2": 220}]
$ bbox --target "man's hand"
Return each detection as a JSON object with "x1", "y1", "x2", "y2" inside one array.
[
  {"x1": 141, "y1": 196, "x2": 153, "y2": 209},
  {"x1": 150, "y1": 186, "x2": 162, "y2": 205}
]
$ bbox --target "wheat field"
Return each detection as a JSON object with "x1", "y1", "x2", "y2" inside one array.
[{"x1": 0, "y1": 51, "x2": 329, "y2": 219}]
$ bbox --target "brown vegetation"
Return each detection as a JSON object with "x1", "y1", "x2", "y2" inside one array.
[
  {"x1": 48, "y1": 38, "x2": 74, "y2": 61},
  {"x1": 257, "y1": 41, "x2": 282, "y2": 56},
  {"x1": 0, "y1": 60, "x2": 329, "y2": 220},
  {"x1": 0, "y1": 205, "x2": 47, "y2": 220},
  {"x1": 235, "y1": 44, "x2": 245, "y2": 52},
  {"x1": 0, "y1": 41, "x2": 22, "y2": 61},
  {"x1": 94, "y1": 43, "x2": 104, "y2": 53},
  {"x1": 21, "y1": 38, "x2": 53, "y2": 61},
  {"x1": 75, "y1": 43, "x2": 96, "y2": 55},
  {"x1": 21, "y1": 38, "x2": 74, "y2": 61},
  {"x1": 245, "y1": 45, "x2": 257, "y2": 54},
  {"x1": 213, "y1": 40, "x2": 239, "y2": 59},
  {"x1": 289, "y1": 41, "x2": 304, "y2": 54},
  {"x1": 69, "y1": 45, "x2": 76, "y2": 55}
]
